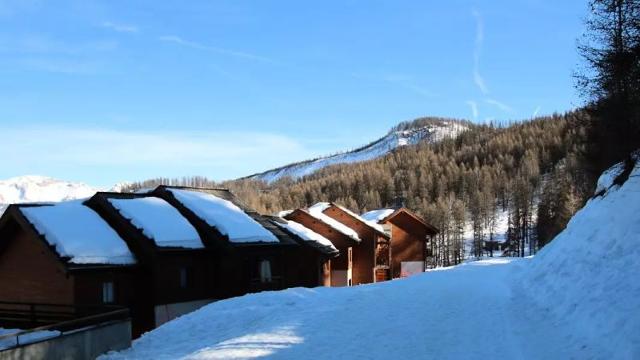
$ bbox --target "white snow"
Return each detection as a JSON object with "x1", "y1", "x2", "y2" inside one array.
[
  {"x1": 249, "y1": 122, "x2": 467, "y2": 183},
  {"x1": 274, "y1": 219, "x2": 337, "y2": 251},
  {"x1": 103, "y1": 156, "x2": 640, "y2": 360},
  {"x1": 595, "y1": 161, "x2": 625, "y2": 193},
  {"x1": 328, "y1": 203, "x2": 386, "y2": 233},
  {"x1": 108, "y1": 197, "x2": 203, "y2": 249},
  {"x1": 517, "y1": 155, "x2": 640, "y2": 358},
  {"x1": 20, "y1": 200, "x2": 136, "y2": 264},
  {"x1": 463, "y1": 208, "x2": 511, "y2": 248},
  {"x1": 0, "y1": 328, "x2": 61, "y2": 350},
  {"x1": 167, "y1": 189, "x2": 279, "y2": 243},
  {"x1": 361, "y1": 208, "x2": 395, "y2": 223},
  {"x1": 0, "y1": 175, "x2": 98, "y2": 216},
  {"x1": 306, "y1": 203, "x2": 360, "y2": 242},
  {"x1": 277, "y1": 210, "x2": 293, "y2": 218}
]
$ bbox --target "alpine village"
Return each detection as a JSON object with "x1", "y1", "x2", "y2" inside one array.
[{"x1": 0, "y1": 0, "x2": 639, "y2": 359}]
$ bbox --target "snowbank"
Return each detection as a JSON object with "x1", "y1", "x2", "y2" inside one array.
[
  {"x1": 101, "y1": 259, "x2": 524, "y2": 360},
  {"x1": 519, "y1": 156, "x2": 640, "y2": 358},
  {"x1": 109, "y1": 197, "x2": 203, "y2": 249},
  {"x1": 0, "y1": 328, "x2": 61, "y2": 350},
  {"x1": 20, "y1": 200, "x2": 136, "y2": 264},
  {"x1": 168, "y1": 189, "x2": 278, "y2": 243}
]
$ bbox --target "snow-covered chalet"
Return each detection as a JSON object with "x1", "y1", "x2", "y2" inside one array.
[{"x1": 0, "y1": 186, "x2": 337, "y2": 337}]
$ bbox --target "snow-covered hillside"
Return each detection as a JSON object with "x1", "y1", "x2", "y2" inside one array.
[
  {"x1": 517, "y1": 152, "x2": 640, "y2": 358},
  {"x1": 0, "y1": 176, "x2": 99, "y2": 215},
  {"x1": 102, "y1": 155, "x2": 639, "y2": 359},
  {"x1": 246, "y1": 121, "x2": 467, "y2": 183}
]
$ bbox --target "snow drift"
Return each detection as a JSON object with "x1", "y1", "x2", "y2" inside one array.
[{"x1": 517, "y1": 153, "x2": 640, "y2": 358}]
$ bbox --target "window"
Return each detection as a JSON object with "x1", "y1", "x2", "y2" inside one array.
[
  {"x1": 259, "y1": 259, "x2": 272, "y2": 283},
  {"x1": 102, "y1": 281, "x2": 114, "y2": 304},
  {"x1": 179, "y1": 267, "x2": 193, "y2": 289}
]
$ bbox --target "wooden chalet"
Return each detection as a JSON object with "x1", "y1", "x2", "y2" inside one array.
[
  {"x1": 0, "y1": 202, "x2": 142, "y2": 333},
  {"x1": 0, "y1": 186, "x2": 333, "y2": 338},
  {"x1": 362, "y1": 207, "x2": 439, "y2": 278},
  {"x1": 284, "y1": 202, "x2": 391, "y2": 286}
]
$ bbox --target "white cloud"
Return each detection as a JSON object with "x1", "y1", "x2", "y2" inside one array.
[
  {"x1": 101, "y1": 21, "x2": 138, "y2": 33},
  {"x1": 485, "y1": 98, "x2": 513, "y2": 113},
  {"x1": 0, "y1": 126, "x2": 312, "y2": 183},
  {"x1": 466, "y1": 100, "x2": 478, "y2": 119},
  {"x1": 472, "y1": 9, "x2": 488, "y2": 94},
  {"x1": 532, "y1": 105, "x2": 541, "y2": 117},
  {"x1": 158, "y1": 35, "x2": 273, "y2": 63}
]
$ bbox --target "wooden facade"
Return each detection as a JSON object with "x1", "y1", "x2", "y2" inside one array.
[
  {"x1": 284, "y1": 204, "x2": 391, "y2": 286},
  {"x1": 319, "y1": 205, "x2": 391, "y2": 284},
  {"x1": 375, "y1": 208, "x2": 438, "y2": 278},
  {"x1": 0, "y1": 187, "x2": 332, "y2": 338},
  {"x1": 284, "y1": 209, "x2": 357, "y2": 287}
]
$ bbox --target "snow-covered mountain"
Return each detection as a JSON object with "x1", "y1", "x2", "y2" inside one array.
[
  {"x1": 0, "y1": 176, "x2": 100, "y2": 215},
  {"x1": 245, "y1": 120, "x2": 468, "y2": 183}
]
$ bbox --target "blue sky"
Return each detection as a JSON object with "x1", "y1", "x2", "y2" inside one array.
[{"x1": 0, "y1": 0, "x2": 588, "y2": 187}]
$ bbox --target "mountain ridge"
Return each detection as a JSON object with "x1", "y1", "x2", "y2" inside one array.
[
  {"x1": 243, "y1": 118, "x2": 470, "y2": 183},
  {"x1": 0, "y1": 175, "x2": 101, "y2": 215}
]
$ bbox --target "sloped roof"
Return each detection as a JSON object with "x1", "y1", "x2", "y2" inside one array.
[
  {"x1": 18, "y1": 201, "x2": 136, "y2": 265},
  {"x1": 268, "y1": 216, "x2": 338, "y2": 256},
  {"x1": 306, "y1": 203, "x2": 361, "y2": 242},
  {"x1": 154, "y1": 186, "x2": 298, "y2": 246},
  {"x1": 310, "y1": 202, "x2": 389, "y2": 238},
  {"x1": 108, "y1": 197, "x2": 204, "y2": 249},
  {"x1": 362, "y1": 207, "x2": 439, "y2": 234},
  {"x1": 361, "y1": 209, "x2": 395, "y2": 223}
]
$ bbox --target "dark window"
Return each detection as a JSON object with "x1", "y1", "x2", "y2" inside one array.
[
  {"x1": 179, "y1": 267, "x2": 193, "y2": 289},
  {"x1": 102, "y1": 281, "x2": 114, "y2": 304},
  {"x1": 259, "y1": 259, "x2": 272, "y2": 283}
]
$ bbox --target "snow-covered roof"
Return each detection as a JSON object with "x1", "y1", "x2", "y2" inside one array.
[
  {"x1": 331, "y1": 204, "x2": 386, "y2": 233},
  {"x1": 306, "y1": 203, "x2": 360, "y2": 242},
  {"x1": 274, "y1": 219, "x2": 337, "y2": 252},
  {"x1": 277, "y1": 209, "x2": 293, "y2": 218},
  {"x1": 20, "y1": 200, "x2": 136, "y2": 265},
  {"x1": 108, "y1": 197, "x2": 203, "y2": 249},
  {"x1": 361, "y1": 209, "x2": 395, "y2": 223},
  {"x1": 167, "y1": 189, "x2": 279, "y2": 243}
]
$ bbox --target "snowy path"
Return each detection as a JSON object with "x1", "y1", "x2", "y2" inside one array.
[{"x1": 102, "y1": 258, "x2": 606, "y2": 360}]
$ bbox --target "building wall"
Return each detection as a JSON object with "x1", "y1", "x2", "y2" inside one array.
[
  {"x1": 152, "y1": 251, "x2": 213, "y2": 306},
  {"x1": 0, "y1": 229, "x2": 74, "y2": 304},
  {"x1": 322, "y1": 207, "x2": 379, "y2": 285},
  {"x1": 281, "y1": 247, "x2": 326, "y2": 288},
  {"x1": 386, "y1": 213, "x2": 428, "y2": 279},
  {"x1": 284, "y1": 211, "x2": 353, "y2": 276}
]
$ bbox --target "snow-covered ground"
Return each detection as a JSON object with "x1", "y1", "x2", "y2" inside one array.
[
  {"x1": 246, "y1": 122, "x2": 467, "y2": 183},
  {"x1": 102, "y1": 156, "x2": 640, "y2": 359},
  {"x1": 0, "y1": 328, "x2": 61, "y2": 350}
]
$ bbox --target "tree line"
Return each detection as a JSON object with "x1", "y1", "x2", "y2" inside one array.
[{"x1": 124, "y1": 113, "x2": 594, "y2": 267}]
